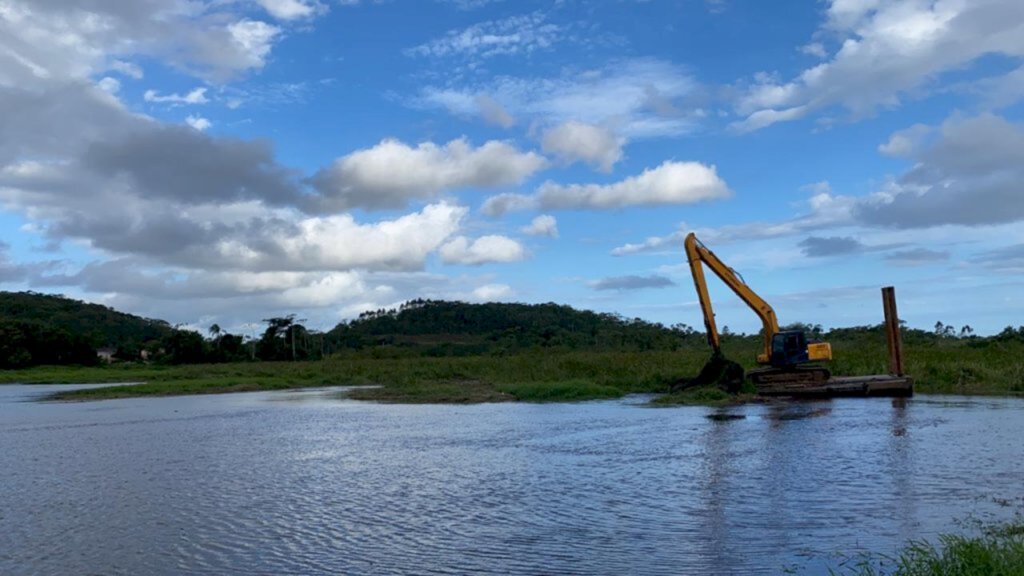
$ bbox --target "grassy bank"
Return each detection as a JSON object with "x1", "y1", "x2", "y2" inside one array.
[
  {"x1": 3, "y1": 338, "x2": 1022, "y2": 403},
  {"x1": 4, "y1": 350, "x2": 707, "y2": 402},
  {"x1": 828, "y1": 520, "x2": 1024, "y2": 575}
]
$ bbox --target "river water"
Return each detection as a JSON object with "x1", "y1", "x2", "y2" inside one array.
[{"x1": 1, "y1": 385, "x2": 1022, "y2": 575}]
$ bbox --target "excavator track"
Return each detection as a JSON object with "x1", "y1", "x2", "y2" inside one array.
[{"x1": 749, "y1": 366, "x2": 831, "y2": 396}]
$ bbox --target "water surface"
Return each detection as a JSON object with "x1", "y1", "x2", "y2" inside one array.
[{"x1": 1, "y1": 385, "x2": 1021, "y2": 574}]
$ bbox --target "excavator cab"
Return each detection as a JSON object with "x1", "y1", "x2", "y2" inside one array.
[
  {"x1": 770, "y1": 330, "x2": 833, "y2": 368},
  {"x1": 770, "y1": 331, "x2": 809, "y2": 368}
]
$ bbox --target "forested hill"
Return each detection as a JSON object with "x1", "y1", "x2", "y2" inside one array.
[
  {"x1": 0, "y1": 291, "x2": 176, "y2": 366},
  {"x1": 329, "y1": 299, "x2": 703, "y2": 353}
]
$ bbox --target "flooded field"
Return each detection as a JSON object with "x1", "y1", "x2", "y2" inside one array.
[{"x1": 1, "y1": 385, "x2": 1021, "y2": 575}]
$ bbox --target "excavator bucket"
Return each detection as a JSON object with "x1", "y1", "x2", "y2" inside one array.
[{"x1": 672, "y1": 351, "x2": 745, "y2": 394}]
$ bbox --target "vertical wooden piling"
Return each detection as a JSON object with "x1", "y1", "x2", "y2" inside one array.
[{"x1": 882, "y1": 286, "x2": 904, "y2": 376}]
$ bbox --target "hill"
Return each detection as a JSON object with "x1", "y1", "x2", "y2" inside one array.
[
  {"x1": 328, "y1": 299, "x2": 705, "y2": 355},
  {"x1": 0, "y1": 291, "x2": 176, "y2": 368}
]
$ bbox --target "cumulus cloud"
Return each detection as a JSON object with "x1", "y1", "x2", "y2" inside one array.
[
  {"x1": 471, "y1": 283, "x2": 514, "y2": 301},
  {"x1": 590, "y1": 275, "x2": 675, "y2": 291},
  {"x1": 0, "y1": 1, "x2": 287, "y2": 84},
  {"x1": 483, "y1": 161, "x2": 730, "y2": 216},
  {"x1": 439, "y1": 235, "x2": 527, "y2": 265},
  {"x1": 256, "y1": 0, "x2": 323, "y2": 20},
  {"x1": 186, "y1": 115, "x2": 212, "y2": 131},
  {"x1": 733, "y1": 0, "x2": 1024, "y2": 131},
  {"x1": 97, "y1": 77, "x2": 121, "y2": 95},
  {"x1": 611, "y1": 182, "x2": 863, "y2": 255},
  {"x1": 480, "y1": 193, "x2": 537, "y2": 217},
  {"x1": 858, "y1": 114, "x2": 1024, "y2": 228},
  {"x1": 309, "y1": 137, "x2": 548, "y2": 211},
  {"x1": 521, "y1": 215, "x2": 558, "y2": 238},
  {"x1": 416, "y1": 58, "x2": 701, "y2": 139},
  {"x1": 878, "y1": 124, "x2": 933, "y2": 157},
  {"x1": 541, "y1": 121, "x2": 623, "y2": 172},
  {"x1": 535, "y1": 161, "x2": 730, "y2": 211}
]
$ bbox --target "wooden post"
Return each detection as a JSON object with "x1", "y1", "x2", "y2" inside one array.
[{"x1": 882, "y1": 286, "x2": 904, "y2": 376}]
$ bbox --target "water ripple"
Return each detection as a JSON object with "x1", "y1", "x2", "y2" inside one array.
[{"x1": 1, "y1": 391, "x2": 1022, "y2": 575}]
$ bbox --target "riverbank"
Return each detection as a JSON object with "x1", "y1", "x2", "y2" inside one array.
[
  {"x1": 3, "y1": 339, "x2": 1022, "y2": 403},
  {"x1": 827, "y1": 518, "x2": 1024, "y2": 575}
]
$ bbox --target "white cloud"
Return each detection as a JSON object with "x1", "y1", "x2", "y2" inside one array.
[
  {"x1": 521, "y1": 214, "x2": 558, "y2": 238},
  {"x1": 858, "y1": 113, "x2": 1024, "y2": 228},
  {"x1": 186, "y1": 115, "x2": 212, "y2": 131},
  {"x1": 878, "y1": 123, "x2": 932, "y2": 157},
  {"x1": 535, "y1": 161, "x2": 731, "y2": 210},
  {"x1": 310, "y1": 137, "x2": 548, "y2": 211},
  {"x1": 471, "y1": 283, "x2": 514, "y2": 301},
  {"x1": 225, "y1": 19, "x2": 281, "y2": 71},
  {"x1": 416, "y1": 58, "x2": 701, "y2": 139},
  {"x1": 407, "y1": 12, "x2": 560, "y2": 61},
  {"x1": 256, "y1": 0, "x2": 322, "y2": 20},
  {"x1": 225, "y1": 203, "x2": 469, "y2": 272},
  {"x1": 482, "y1": 161, "x2": 731, "y2": 215},
  {"x1": 480, "y1": 193, "x2": 537, "y2": 217},
  {"x1": 615, "y1": 113, "x2": 1024, "y2": 262},
  {"x1": 97, "y1": 77, "x2": 121, "y2": 94},
  {"x1": 541, "y1": 121, "x2": 623, "y2": 172},
  {"x1": 0, "y1": 2, "x2": 289, "y2": 84},
  {"x1": 800, "y1": 42, "x2": 827, "y2": 58},
  {"x1": 109, "y1": 60, "x2": 144, "y2": 79},
  {"x1": 144, "y1": 87, "x2": 209, "y2": 105},
  {"x1": 438, "y1": 0, "x2": 506, "y2": 10},
  {"x1": 733, "y1": 0, "x2": 1024, "y2": 131},
  {"x1": 439, "y1": 235, "x2": 527, "y2": 265}
]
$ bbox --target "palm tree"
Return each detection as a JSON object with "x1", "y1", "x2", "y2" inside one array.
[{"x1": 208, "y1": 323, "x2": 221, "y2": 351}]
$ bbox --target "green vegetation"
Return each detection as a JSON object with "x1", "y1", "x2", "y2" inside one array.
[
  {"x1": 3, "y1": 296, "x2": 1024, "y2": 403},
  {"x1": 827, "y1": 521, "x2": 1024, "y2": 575},
  {"x1": 3, "y1": 330, "x2": 1019, "y2": 403}
]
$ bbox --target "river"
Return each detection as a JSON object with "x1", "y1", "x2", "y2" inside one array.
[{"x1": 1, "y1": 385, "x2": 1022, "y2": 575}]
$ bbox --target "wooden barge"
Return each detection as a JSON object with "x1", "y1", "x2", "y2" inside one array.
[
  {"x1": 757, "y1": 374, "x2": 914, "y2": 398},
  {"x1": 755, "y1": 287, "x2": 914, "y2": 399}
]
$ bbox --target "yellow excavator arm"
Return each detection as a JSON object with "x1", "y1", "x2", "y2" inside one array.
[{"x1": 684, "y1": 233, "x2": 779, "y2": 364}]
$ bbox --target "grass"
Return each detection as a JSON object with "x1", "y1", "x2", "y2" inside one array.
[
  {"x1": 827, "y1": 520, "x2": 1024, "y2": 575},
  {"x1": 4, "y1": 338, "x2": 1023, "y2": 403}
]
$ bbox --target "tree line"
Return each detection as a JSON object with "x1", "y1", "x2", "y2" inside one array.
[{"x1": 2, "y1": 291, "x2": 1023, "y2": 368}]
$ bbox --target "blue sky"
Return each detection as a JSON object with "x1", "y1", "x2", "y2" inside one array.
[{"x1": 2, "y1": 0, "x2": 1024, "y2": 335}]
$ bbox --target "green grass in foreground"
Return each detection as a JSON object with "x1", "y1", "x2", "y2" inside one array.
[
  {"x1": 3, "y1": 338, "x2": 1023, "y2": 403},
  {"x1": 828, "y1": 521, "x2": 1024, "y2": 576}
]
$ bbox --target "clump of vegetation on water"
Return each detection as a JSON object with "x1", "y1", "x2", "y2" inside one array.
[
  {"x1": 651, "y1": 384, "x2": 759, "y2": 407},
  {"x1": 826, "y1": 520, "x2": 1024, "y2": 576}
]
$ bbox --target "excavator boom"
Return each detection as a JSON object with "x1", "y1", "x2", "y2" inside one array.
[
  {"x1": 683, "y1": 232, "x2": 832, "y2": 391},
  {"x1": 684, "y1": 233, "x2": 779, "y2": 364}
]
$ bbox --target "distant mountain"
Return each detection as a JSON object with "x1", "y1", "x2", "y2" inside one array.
[{"x1": 0, "y1": 291, "x2": 177, "y2": 367}]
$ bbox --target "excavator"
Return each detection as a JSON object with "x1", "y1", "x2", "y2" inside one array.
[{"x1": 684, "y1": 232, "x2": 832, "y2": 391}]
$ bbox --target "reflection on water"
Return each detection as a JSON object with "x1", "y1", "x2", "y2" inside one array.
[{"x1": 1, "y1": 386, "x2": 1021, "y2": 575}]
